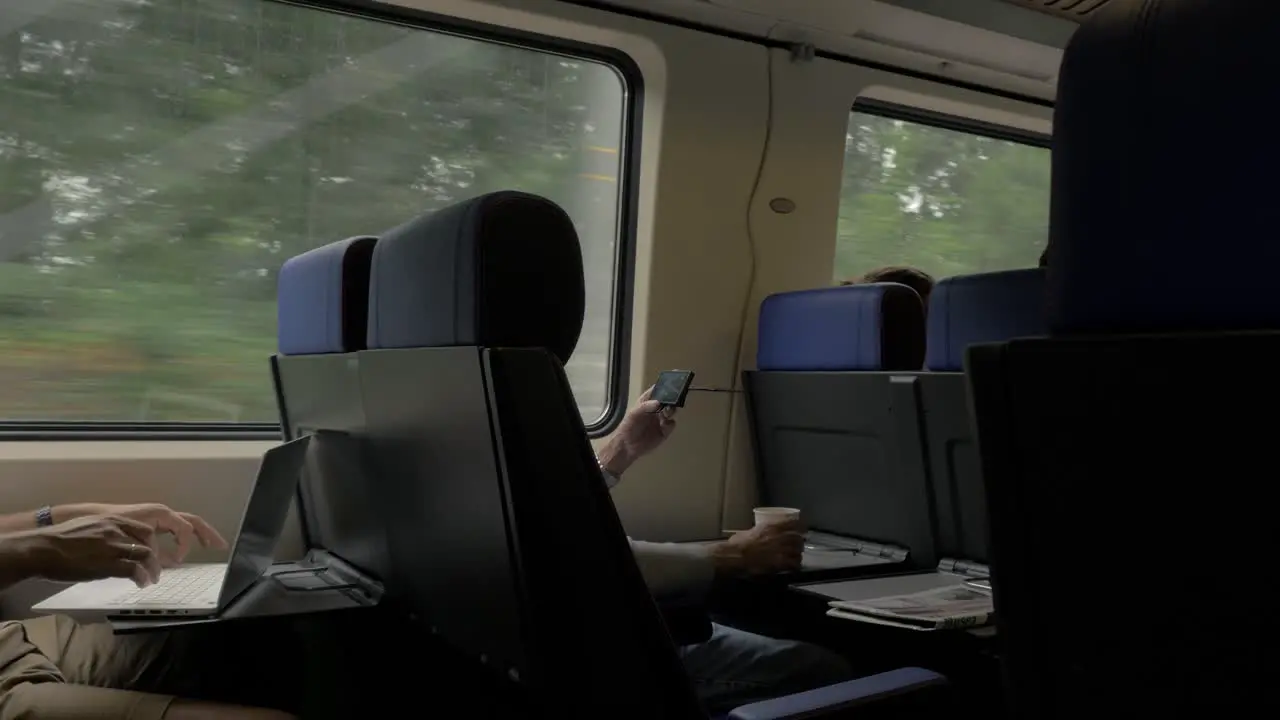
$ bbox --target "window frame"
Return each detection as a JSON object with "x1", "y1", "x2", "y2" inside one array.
[
  {"x1": 852, "y1": 97, "x2": 1051, "y2": 150},
  {"x1": 0, "y1": 0, "x2": 643, "y2": 441}
]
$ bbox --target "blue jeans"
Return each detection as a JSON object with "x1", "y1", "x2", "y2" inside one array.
[{"x1": 677, "y1": 623, "x2": 854, "y2": 714}]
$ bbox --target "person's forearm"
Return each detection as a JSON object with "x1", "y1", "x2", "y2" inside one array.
[
  {"x1": 596, "y1": 436, "x2": 637, "y2": 477},
  {"x1": 0, "y1": 504, "x2": 105, "y2": 534},
  {"x1": 630, "y1": 540, "x2": 715, "y2": 600},
  {"x1": 628, "y1": 539, "x2": 750, "y2": 600},
  {"x1": 0, "y1": 509, "x2": 44, "y2": 534},
  {"x1": 0, "y1": 531, "x2": 41, "y2": 591}
]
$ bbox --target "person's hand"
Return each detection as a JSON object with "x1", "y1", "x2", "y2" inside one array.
[
  {"x1": 711, "y1": 519, "x2": 805, "y2": 576},
  {"x1": 597, "y1": 386, "x2": 678, "y2": 476},
  {"x1": 58, "y1": 503, "x2": 227, "y2": 567},
  {"x1": 17, "y1": 514, "x2": 162, "y2": 587}
]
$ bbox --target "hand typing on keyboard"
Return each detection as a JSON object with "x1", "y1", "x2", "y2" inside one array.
[
  {"x1": 9, "y1": 515, "x2": 163, "y2": 588},
  {"x1": 0, "y1": 502, "x2": 228, "y2": 593},
  {"x1": 50, "y1": 502, "x2": 227, "y2": 567}
]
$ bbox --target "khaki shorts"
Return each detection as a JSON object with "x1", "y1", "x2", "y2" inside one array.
[
  {"x1": 0, "y1": 614, "x2": 178, "y2": 719},
  {"x1": 0, "y1": 609, "x2": 426, "y2": 719}
]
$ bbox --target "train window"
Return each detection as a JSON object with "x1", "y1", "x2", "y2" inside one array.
[
  {"x1": 0, "y1": 0, "x2": 632, "y2": 433},
  {"x1": 835, "y1": 108, "x2": 1049, "y2": 283}
]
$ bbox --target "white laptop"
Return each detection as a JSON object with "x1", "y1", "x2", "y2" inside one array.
[{"x1": 34, "y1": 436, "x2": 311, "y2": 618}]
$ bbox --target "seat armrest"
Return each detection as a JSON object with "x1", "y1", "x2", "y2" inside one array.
[{"x1": 726, "y1": 667, "x2": 947, "y2": 720}]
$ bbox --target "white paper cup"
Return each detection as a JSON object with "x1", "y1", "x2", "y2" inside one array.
[{"x1": 753, "y1": 507, "x2": 800, "y2": 527}]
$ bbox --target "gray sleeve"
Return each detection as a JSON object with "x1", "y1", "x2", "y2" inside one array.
[
  {"x1": 599, "y1": 455, "x2": 713, "y2": 599},
  {"x1": 629, "y1": 539, "x2": 715, "y2": 601}
]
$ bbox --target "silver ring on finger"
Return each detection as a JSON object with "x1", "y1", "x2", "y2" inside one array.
[{"x1": 127, "y1": 543, "x2": 141, "y2": 559}]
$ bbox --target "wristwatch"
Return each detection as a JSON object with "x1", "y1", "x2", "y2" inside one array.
[{"x1": 35, "y1": 505, "x2": 54, "y2": 528}]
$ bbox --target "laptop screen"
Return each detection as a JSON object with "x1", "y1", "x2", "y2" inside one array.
[{"x1": 217, "y1": 435, "x2": 312, "y2": 608}]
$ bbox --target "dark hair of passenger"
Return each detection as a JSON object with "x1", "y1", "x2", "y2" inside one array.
[{"x1": 840, "y1": 265, "x2": 936, "y2": 306}]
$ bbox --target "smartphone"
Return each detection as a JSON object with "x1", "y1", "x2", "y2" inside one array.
[
  {"x1": 651, "y1": 370, "x2": 695, "y2": 408},
  {"x1": 964, "y1": 578, "x2": 992, "y2": 595}
]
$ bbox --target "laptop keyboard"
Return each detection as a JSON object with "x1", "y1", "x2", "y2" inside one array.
[{"x1": 114, "y1": 564, "x2": 225, "y2": 606}]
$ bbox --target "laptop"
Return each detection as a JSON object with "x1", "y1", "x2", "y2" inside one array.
[{"x1": 34, "y1": 435, "x2": 311, "y2": 618}]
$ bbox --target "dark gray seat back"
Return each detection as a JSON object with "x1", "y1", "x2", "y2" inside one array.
[
  {"x1": 967, "y1": 2, "x2": 1280, "y2": 715},
  {"x1": 921, "y1": 268, "x2": 1047, "y2": 565},
  {"x1": 365, "y1": 191, "x2": 704, "y2": 719},
  {"x1": 747, "y1": 283, "x2": 936, "y2": 567}
]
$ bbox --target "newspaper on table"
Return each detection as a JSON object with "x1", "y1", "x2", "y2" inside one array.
[{"x1": 826, "y1": 584, "x2": 994, "y2": 631}]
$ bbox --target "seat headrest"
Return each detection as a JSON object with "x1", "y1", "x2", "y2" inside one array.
[
  {"x1": 926, "y1": 269, "x2": 1047, "y2": 371},
  {"x1": 757, "y1": 283, "x2": 925, "y2": 371},
  {"x1": 277, "y1": 236, "x2": 378, "y2": 355},
  {"x1": 367, "y1": 192, "x2": 584, "y2": 364},
  {"x1": 1048, "y1": 0, "x2": 1280, "y2": 334}
]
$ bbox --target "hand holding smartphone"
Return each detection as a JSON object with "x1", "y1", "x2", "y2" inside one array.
[{"x1": 651, "y1": 370, "x2": 695, "y2": 408}]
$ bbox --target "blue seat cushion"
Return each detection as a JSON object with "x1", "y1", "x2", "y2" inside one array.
[
  {"x1": 757, "y1": 283, "x2": 925, "y2": 371},
  {"x1": 925, "y1": 268, "x2": 1047, "y2": 371},
  {"x1": 277, "y1": 236, "x2": 377, "y2": 355}
]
